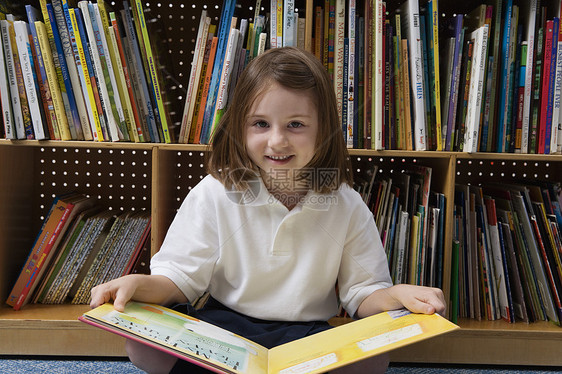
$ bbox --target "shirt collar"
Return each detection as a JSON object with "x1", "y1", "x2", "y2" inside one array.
[{"x1": 225, "y1": 176, "x2": 335, "y2": 211}]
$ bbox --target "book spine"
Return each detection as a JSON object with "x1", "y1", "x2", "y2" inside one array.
[
  {"x1": 445, "y1": 16, "x2": 464, "y2": 151},
  {"x1": 0, "y1": 25, "x2": 13, "y2": 139},
  {"x1": 27, "y1": 6, "x2": 58, "y2": 140},
  {"x1": 14, "y1": 21, "x2": 46, "y2": 140},
  {"x1": 1, "y1": 22, "x2": 25, "y2": 139},
  {"x1": 110, "y1": 12, "x2": 145, "y2": 142},
  {"x1": 530, "y1": 27, "x2": 544, "y2": 154},
  {"x1": 465, "y1": 25, "x2": 489, "y2": 153},
  {"x1": 496, "y1": 0, "x2": 513, "y2": 152},
  {"x1": 8, "y1": 20, "x2": 34, "y2": 139},
  {"x1": 539, "y1": 19, "x2": 554, "y2": 154},
  {"x1": 373, "y1": 0, "x2": 383, "y2": 150},
  {"x1": 39, "y1": 0, "x2": 73, "y2": 140},
  {"x1": 52, "y1": 0, "x2": 90, "y2": 140},
  {"x1": 179, "y1": 11, "x2": 209, "y2": 143},
  {"x1": 521, "y1": 0, "x2": 538, "y2": 153},
  {"x1": 346, "y1": 0, "x2": 356, "y2": 149},
  {"x1": 332, "y1": 0, "x2": 345, "y2": 130},
  {"x1": 199, "y1": 0, "x2": 236, "y2": 144},
  {"x1": 69, "y1": 7, "x2": 103, "y2": 142},
  {"x1": 121, "y1": 1, "x2": 159, "y2": 142},
  {"x1": 35, "y1": 21, "x2": 68, "y2": 141},
  {"x1": 193, "y1": 36, "x2": 218, "y2": 144},
  {"x1": 429, "y1": 0, "x2": 442, "y2": 151},
  {"x1": 47, "y1": 2, "x2": 81, "y2": 140},
  {"x1": 545, "y1": 18, "x2": 559, "y2": 154},
  {"x1": 552, "y1": 31, "x2": 562, "y2": 154},
  {"x1": 283, "y1": 0, "x2": 295, "y2": 47},
  {"x1": 515, "y1": 43, "x2": 527, "y2": 152},
  {"x1": 209, "y1": 26, "x2": 240, "y2": 142},
  {"x1": 404, "y1": 0, "x2": 427, "y2": 151},
  {"x1": 132, "y1": 0, "x2": 171, "y2": 143},
  {"x1": 81, "y1": 1, "x2": 118, "y2": 141},
  {"x1": 75, "y1": 5, "x2": 110, "y2": 141},
  {"x1": 107, "y1": 24, "x2": 138, "y2": 142},
  {"x1": 96, "y1": 5, "x2": 129, "y2": 141}
]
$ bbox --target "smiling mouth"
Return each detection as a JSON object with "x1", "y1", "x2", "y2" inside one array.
[{"x1": 267, "y1": 155, "x2": 293, "y2": 160}]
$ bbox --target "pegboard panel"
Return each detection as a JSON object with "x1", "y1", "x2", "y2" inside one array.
[
  {"x1": 168, "y1": 150, "x2": 208, "y2": 209},
  {"x1": 454, "y1": 157, "x2": 562, "y2": 187},
  {"x1": 351, "y1": 154, "x2": 452, "y2": 194},
  {"x1": 34, "y1": 146, "x2": 152, "y2": 230}
]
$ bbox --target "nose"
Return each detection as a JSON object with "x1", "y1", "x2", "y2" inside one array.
[{"x1": 268, "y1": 125, "x2": 289, "y2": 148}]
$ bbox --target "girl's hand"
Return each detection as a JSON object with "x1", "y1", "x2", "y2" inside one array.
[
  {"x1": 90, "y1": 274, "x2": 141, "y2": 312},
  {"x1": 90, "y1": 274, "x2": 188, "y2": 312},
  {"x1": 357, "y1": 284, "x2": 446, "y2": 318},
  {"x1": 390, "y1": 284, "x2": 446, "y2": 315}
]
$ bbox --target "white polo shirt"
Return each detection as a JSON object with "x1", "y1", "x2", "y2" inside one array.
[{"x1": 150, "y1": 175, "x2": 392, "y2": 322}]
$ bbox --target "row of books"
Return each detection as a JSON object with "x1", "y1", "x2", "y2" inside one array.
[
  {"x1": 354, "y1": 163, "x2": 446, "y2": 290},
  {"x1": 441, "y1": 1, "x2": 562, "y2": 154},
  {"x1": 6, "y1": 193, "x2": 151, "y2": 310},
  {"x1": 451, "y1": 181, "x2": 562, "y2": 324},
  {"x1": 0, "y1": 0, "x2": 171, "y2": 143},
  {"x1": 178, "y1": 0, "x2": 562, "y2": 154}
]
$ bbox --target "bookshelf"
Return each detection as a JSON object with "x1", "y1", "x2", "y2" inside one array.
[{"x1": 1, "y1": 0, "x2": 562, "y2": 368}]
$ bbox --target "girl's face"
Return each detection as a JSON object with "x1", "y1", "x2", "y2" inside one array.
[{"x1": 245, "y1": 83, "x2": 319, "y2": 192}]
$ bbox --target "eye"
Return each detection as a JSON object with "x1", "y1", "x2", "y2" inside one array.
[
  {"x1": 253, "y1": 121, "x2": 269, "y2": 128},
  {"x1": 288, "y1": 121, "x2": 303, "y2": 128}
]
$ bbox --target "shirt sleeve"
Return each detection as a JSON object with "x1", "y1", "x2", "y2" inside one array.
[
  {"x1": 337, "y1": 193, "x2": 393, "y2": 318},
  {"x1": 150, "y1": 177, "x2": 220, "y2": 303}
]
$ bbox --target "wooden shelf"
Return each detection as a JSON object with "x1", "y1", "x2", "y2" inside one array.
[{"x1": 0, "y1": 304, "x2": 126, "y2": 356}]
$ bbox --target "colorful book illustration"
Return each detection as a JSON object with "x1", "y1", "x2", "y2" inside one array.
[{"x1": 81, "y1": 301, "x2": 458, "y2": 374}]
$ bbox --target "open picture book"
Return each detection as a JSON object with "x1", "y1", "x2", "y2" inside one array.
[{"x1": 80, "y1": 301, "x2": 459, "y2": 373}]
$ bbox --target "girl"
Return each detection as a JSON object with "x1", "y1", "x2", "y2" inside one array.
[{"x1": 90, "y1": 47, "x2": 445, "y2": 374}]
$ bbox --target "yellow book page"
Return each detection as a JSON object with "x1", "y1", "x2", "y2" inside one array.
[
  {"x1": 268, "y1": 310, "x2": 459, "y2": 374},
  {"x1": 83, "y1": 302, "x2": 269, "y2": 373}
]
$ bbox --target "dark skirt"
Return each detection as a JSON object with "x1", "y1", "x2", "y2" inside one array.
[{"x1": 169, "y1": 297, "x2": 333, "y2": 373}]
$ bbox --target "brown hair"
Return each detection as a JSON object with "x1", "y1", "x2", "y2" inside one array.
[{"x1": 207, "y1": 47, "x2": 353, "y2": 192}]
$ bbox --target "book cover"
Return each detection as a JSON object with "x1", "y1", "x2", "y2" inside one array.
[{"x1": 81, "y1": 301, "x2": 458, "y2": 374}]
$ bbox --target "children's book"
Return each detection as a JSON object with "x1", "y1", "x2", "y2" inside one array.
[{"x1": 80, "y1": 301, "x2": 459, "y2": 374}]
